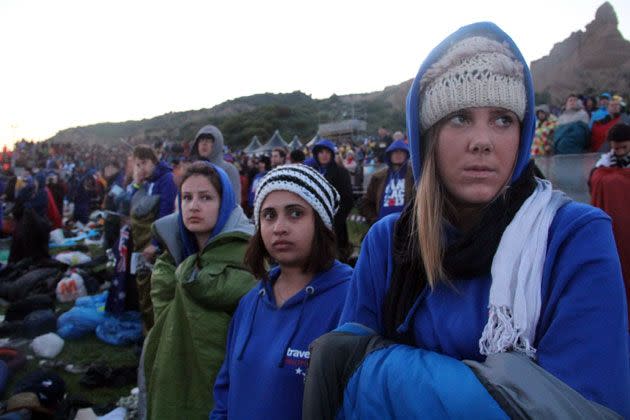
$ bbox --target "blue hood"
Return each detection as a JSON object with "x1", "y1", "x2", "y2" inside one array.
[
  {"x1": 405, "y1": 22, "x2": 535, "y2": 184},
  {"x1": 147, "y1": 160, "x2": 172, "y2": 183},
  {"x1": 384, "y1": 140, "x2": 410, "y2": 166},
  {"x1": 311, "y1": 139, "x2": 337, "y2": 158},
  {"x1": 177, "y1": 163, "x2": 237, "y2": 259}
]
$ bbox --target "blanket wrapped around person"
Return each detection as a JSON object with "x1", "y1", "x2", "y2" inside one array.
[{"x1": 303, "y1": 324, "x2": 622, "y2": 420}]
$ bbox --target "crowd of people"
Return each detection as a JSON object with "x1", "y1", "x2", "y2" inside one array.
[
  {"x1": 0, "y1": 20, "x2": 628, "y2": 420},
  {"x1": 530, "y1": 92, "x2": 630, "y2": 156}
]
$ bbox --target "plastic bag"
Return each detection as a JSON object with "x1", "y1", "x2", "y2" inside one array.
[
  {"x1": 56, "y1": 292, "x2": 108, "y2": 339},
  {"x1": 30, "y1": 333, "x2": 64, "y2": 358},
  {"x1": 54, "y1": 251, "x2": 92, "y2": 266},
  {"x1": 56, "y1": 271, "x2": 87, "y2": 303},
  {"x1": 95, "y1": 311, "x2": 142, "y2": 346}
]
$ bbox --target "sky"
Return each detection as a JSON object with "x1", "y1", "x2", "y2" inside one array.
[{"x1": 1, "y1": 0, "x2": 628, "y2": 149}]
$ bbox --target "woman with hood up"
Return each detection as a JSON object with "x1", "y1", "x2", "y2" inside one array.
[
  {"x1": 191, "y1": 125, "x2": 241, "y2": 200},
  {"x1": 142, "y1": 161, "x2": 256, "y2": 419},
  {"x1": 211, "y1": 164, "x2": 353, "y2": 420},
  {"x1": 304, "y1": 23, "x2": 629, "y2": 419}
]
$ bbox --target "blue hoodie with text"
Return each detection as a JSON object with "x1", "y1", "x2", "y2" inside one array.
[
  {"x1": 340, "y1": 22, "x2": 629, "y2": 417},
  {"x1": 211, "y1": 260, "x2": 352, "y2": 420},
  {"x1": 378, "y1": 140, "x2": 410, "y2": 220}
]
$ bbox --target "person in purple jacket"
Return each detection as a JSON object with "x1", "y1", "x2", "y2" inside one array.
[{"x1": 326, "y1": 22, "x2": 629, "y2": 417}]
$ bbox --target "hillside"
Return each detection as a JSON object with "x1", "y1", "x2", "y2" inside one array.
[{"x1": 47, "y1": 86, "x2": 409, "y2": 148}]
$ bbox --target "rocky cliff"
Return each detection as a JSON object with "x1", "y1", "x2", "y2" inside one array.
[{"x1": 531, "y1": 2, "x2": 630, "y2": 104}]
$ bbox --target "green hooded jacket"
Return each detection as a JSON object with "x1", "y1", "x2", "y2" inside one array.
[{"x1": 143, "y1": 208, "x2": 256, "y2": 419}]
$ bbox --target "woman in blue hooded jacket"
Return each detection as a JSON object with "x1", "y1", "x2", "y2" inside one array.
[
  {"x1": 304, "y1": 22, "x2": 629, "y2": 418},
  {"x1": 211, "y1": 164, "x2": 352, "y2": 420}
]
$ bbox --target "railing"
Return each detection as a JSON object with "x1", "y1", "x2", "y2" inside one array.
[{"x1": 533, "y1": 153, "x2": 599, "y2": 204}]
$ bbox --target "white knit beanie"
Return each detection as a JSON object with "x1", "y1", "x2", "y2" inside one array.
[
  {"x1": 253, "y1": 164, "x2": 340, "y2": 230},
  {"x1": 419, "y1": 36, "x2": 526, "y2": 131}
]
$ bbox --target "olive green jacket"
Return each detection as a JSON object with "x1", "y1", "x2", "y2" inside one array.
[{"x1": 143, "y1": 208, "x2": 256, "y2": 419}]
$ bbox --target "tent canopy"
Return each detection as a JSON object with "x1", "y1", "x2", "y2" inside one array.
[{"x1": 288, "y1": 135, "x2": 303, "y2": 151}]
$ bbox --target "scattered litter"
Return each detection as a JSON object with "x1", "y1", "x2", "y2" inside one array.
[
  {"x1": 56, "y1": 271, "x2": 88, "y2": 303},
  {"x1": 30, "y1": 333, "x2": 64, "y2": 358},
  {"x1": 55, "y1": 251, "x2": 92, "y2": 266},
  {"x1": 57, "y1": 292, "x2": 108, "y2": 339},
  {"x1": 95, "y1": 312, "x2": 142, "y2": 346},
  {"x1": 99, "y1": 406, "x2": 127, "y2": 420},
  {"x1": 50, "y1": 228, "x2": 65, "y2": 245}
]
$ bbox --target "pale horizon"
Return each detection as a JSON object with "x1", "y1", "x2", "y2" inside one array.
[{"x1": 1, "y1": 0, "x2": 628, "y2": 149}]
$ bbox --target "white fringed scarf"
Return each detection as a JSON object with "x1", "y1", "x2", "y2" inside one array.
[{"x1": 479, "y1": 179, "x2": 569, "y2": 359}]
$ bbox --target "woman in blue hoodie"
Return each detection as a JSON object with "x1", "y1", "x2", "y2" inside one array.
[
  {"x1": 211, "y1": 164, "x2": 352, "y2": 420},
  {"x1": 304, "y1": 22, "x2": 629, "y2": 419}
]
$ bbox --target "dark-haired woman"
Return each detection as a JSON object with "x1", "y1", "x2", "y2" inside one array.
[
  {"x1": 143, "y1": 162, "x2": 256, "y2": 419},
  {"x1": 304, "y1": 22, "x2": 629, "y2": 419},
  {"x1": 211, "y1": 164, "x2": 352, "y2": 420}
]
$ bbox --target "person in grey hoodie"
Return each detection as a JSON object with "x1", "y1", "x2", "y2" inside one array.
[{"x1": 191, "y1": 125, "x2": 241, "y2": 200}]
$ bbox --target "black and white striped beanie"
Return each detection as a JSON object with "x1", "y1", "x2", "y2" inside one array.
[{"x1": 253, "y1": 164, "x2": 340, "y2": 230}]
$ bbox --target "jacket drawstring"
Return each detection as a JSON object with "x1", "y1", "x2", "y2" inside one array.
[
  {"x1": 237, "y1": 288, "x2": 265, "y2": 361},
  {"x1": 278, "y1": 286, "x2": 315, "y2": 367}
]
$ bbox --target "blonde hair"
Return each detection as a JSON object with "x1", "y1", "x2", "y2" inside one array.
[{"x1": 412, "y1": 125, "x2": 447, "y2": 288}]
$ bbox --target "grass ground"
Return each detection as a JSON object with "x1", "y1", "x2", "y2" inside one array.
[
  {"x1": 2, "y1": 210, "x2": 372, "y2": 409},
  {"x1": 1, "y1": 240, "x2": 140, "y2": 407}
]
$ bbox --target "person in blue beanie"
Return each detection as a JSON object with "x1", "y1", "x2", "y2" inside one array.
[
  {"x1": 359, "y1": 139, "x2": 414, "y2": 225},
  {"x1": 304, "y1": 22, "x2": 629, "y2": 419},
  {"x1": 211, "y1": 164, "x2": 352, "y2": 420}
]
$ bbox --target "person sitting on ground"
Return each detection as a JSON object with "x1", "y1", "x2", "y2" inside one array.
[
  {"x1": 211, "y1": 164, "x2": 352, "y2": 420},
  {"x1": 191, "y1": 125, "x2": 241, "y2": 200},
  {"x1": 530, "y1": 104, "x2": 557, "y2": 156},
  {"x1": 143, "y1": 162, "x2": 256, "y2": 420},
  {"x1": 553, "y1": 93, "x2": 590, "y2": 154},
  {"x1": 590, "y1": 92, "x2": 611, "y2": 128},
  {"x1": 304, "y1": 22, "x2": 629, "y2": 419},
  {"x1": 360, "y1": 139, "x2": 414, "y2": 226}
]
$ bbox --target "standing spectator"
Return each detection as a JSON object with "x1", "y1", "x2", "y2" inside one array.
[
  {"x1": 376, "y1": 127, "x2": 393, "y2": 162},
  {"x1": 211, "y1": 165, "x2": 351, "y2": 420},
  {"x1": 589, "y1": 123, "x2": 630, "y2": 326},
  {"x1": 144, "y1": 162, "x2": 255, "y2": 419},
  {"x1": 129, "y1": 145, "x2": 177, "y2": 331},
  {"x1": 359, "y1": 140, "x2": 414, "y2": 225},
  {"x1": 71, "y1": 169, "x2": 102, "y2": 225},
  {"x1": 530, "y1": 105, "x2": 557, "y2": 156},
  {"x1": 304, "y1": 22, "x2": 628, "y2": 418},
  {"x1": 309, "y1": 139, "x2": 354, "y2": 261},
  {"x1": 271, "y1": 148, "x2": 287, "y2": 168},
  {"x1": 591, "y1": 97, "x2": 623, "y2": 153},
  {"x1": 553, "y1": 94, "x2": 590, "y2": 154},
  {"x1": 191, "y1": 125, "x2": 241, "y2": 200},
  {"x1": 246, "y1": 155, "x2": 270, "y2": 217},
  {"x1": 289, "y1": 149, "x2": 305, "y2": 164}
]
